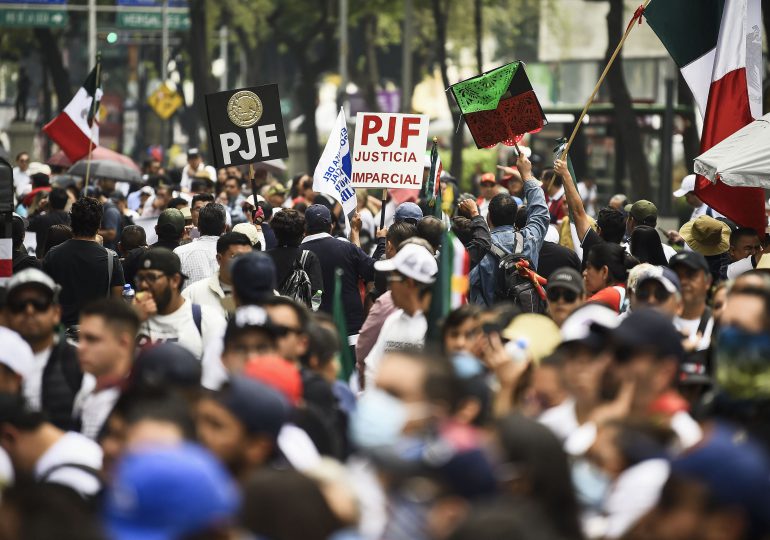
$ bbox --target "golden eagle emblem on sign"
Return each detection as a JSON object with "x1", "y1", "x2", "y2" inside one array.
[{"x1": 227, "y1": 90, "x2": 263, "y2": 128}]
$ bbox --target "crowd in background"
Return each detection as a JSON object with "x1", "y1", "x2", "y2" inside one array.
[{"x1": 0, "y1": 143, "x2": 768, "y2": 540}]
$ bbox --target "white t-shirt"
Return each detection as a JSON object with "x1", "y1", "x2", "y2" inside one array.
[
  {"x1": 137, "y1": 299, "x2": 227, "y2": 360},
  {"x1": 23, "y1": 346, "x2": 52, "y2": 411},
  {"x1": 35, "y1": 432, "x2": 103, "y2": 497},
  {"x1": 13, "y1": 167, "x2": 30, "y2": 198},
  {"x1": 73, "y1": 375, "x2": 121, "y2": 440},
  {"x1": 538, "y1": 398, "x2": 579, "y2": 442},
  {"x1": 674, "y1": 313, "x2": 713, "y2": 351},
  {"x1": 363, "y1": 309, "x2": 427, "y2": 391}
]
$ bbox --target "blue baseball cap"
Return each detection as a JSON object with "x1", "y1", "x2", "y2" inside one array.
[
  {"x1": 305, "y1": 204, "x2": 332, "y2": 231},
  {"x1": 394, "y1": 202, "x2": 423, "y2": 224},
  {"x1": 105, "y1": 443, "x2": 239, "y2": 540},
  {"x1": 230, "y1": 252, "x2": 276, "y2": 305},
  {"x1": 673, "y1": 423, "x2": 770, "y2": 533}
]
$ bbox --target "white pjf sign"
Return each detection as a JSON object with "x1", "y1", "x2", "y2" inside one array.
[{"x1": 351, "y1": 113, "x2": 429, "y2": 189}]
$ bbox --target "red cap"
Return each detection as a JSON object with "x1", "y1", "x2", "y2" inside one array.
[
  {"x1": 480, "y1": 173, "x2": 496, "y2": 185},
  {"x1": 243, "y1": 356, "x2": 303, "y2": 405}
]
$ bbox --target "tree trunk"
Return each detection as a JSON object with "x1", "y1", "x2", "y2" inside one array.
[
  {"x1": 677, "y1": 72, "x2": 700, "y2": 174},
  {"x1": 474, "y1": 0, "x2": 483, "y2": 73},
  {"x1": 187, "y1": 0, "x2": 214, "y2": 134},
  {"x1": 34, "y1": 28, "x2": 71, "y2": 109},
  {"x1": 362, "y1": 14, "x2": 380, "y2": 111},
  {"x1": 297, "y1": 61, "x2": 320, "y2": 173},
  {"x1": 604, "y1": 0, "x2": 649, "y2": 201},
  {"x1": 432, "y1": 0, "x2": 463, "y2": 180}
]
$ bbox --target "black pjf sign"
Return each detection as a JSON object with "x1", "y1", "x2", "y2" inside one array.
[{"x1": 204, "y1": 84, "x2": 288, "y2": 168}]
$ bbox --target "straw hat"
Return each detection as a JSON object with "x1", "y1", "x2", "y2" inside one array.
[
  {"x1": 501, "y1": 314, "x2": 561, "y2": 364},
  {"x1": 679, "y1": 215, "x2": 730, "y2": 256}
]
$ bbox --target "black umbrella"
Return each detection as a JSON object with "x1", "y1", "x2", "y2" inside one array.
[{"x1": 68, "y1": 159, "x2": 142, "y2": 183}]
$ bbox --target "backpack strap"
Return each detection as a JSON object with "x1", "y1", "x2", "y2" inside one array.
[
  {"x1": 106, "y1": 249, "x2": 114, "y2": 296},
  {"x1": 697, "y1": 307, "x2": 713, "y2": 335},
  {"x1": 299, "y1": 250, "x2": 309, "y2": 270},
  {"x1": 192, "y1": 303, "x2": 202, "y2": 337},
  {"x1": 513, "y1": 231, "x2": 524, "y2": 254},
  {"x1": 488, "y1": 244, "x2": 508, "y2": 261}
]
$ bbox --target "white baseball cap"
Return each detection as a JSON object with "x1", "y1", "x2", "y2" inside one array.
[
  {"x1": 560, "y1": 302, "x2": 620, "y2": 344},
  {"x1": 0, "y1": 327, "x2": 33, "y2": 378},
  {"x1": 374, "y1": 243, "x2": 438, "y2": 284},
  {"x1": 673, "y1": 174, "x2": 696, "y2": 198}
]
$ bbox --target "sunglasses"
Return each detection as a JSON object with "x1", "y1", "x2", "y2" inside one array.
[
  {"x1": 636, "y1": 288, "x2": 671, "y2": 302},
  {"x1": 387, "y1": 274, "x2": 406, "y2": 283},
  {"x1": 8, "y1": 297, "x2": 51, "y2": 314},
  {"x1": 546, "y1": 288, "x2": 578, "y2": 303}
]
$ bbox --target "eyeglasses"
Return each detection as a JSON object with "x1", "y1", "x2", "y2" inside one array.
[
  {"x1": 546, "y1": 288, "x2": 578, "y2": 303},
  {"x1": 636, "y1": 287, "x2": 671, "y2": 302},
  {"x1": 135, "y1": 272, "x2": 167, "y2": 285},
  {"x1": 8, "y1": 297, "x2": 52, "y2": 314}
]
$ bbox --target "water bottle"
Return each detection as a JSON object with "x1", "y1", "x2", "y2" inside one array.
[
  {"x1": 311, "y1": 290, "x2": 323, "y2": 312},
  {"x1": 122, "y1": 284, "x2": 135, "y2": 304}
]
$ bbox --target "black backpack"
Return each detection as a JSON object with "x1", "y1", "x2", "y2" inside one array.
[
  {"x1": 279, "y1": 250, "x2": 313, "y2": 307},
  {"x1": 489, "y1": 232, "x2": 547, "y2": 314}
]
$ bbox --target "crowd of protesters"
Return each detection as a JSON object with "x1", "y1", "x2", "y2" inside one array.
[{"x1": 0, "y1": 143, "x2": 769, "y2": 540}]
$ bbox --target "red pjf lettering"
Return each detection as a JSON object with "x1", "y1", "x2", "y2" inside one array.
[
  {"x1": 377, "y1": 117, "x2": 397, "y2": 147},
  {"x1": 400, "y1": 117, "x2": 421, "y2": 147},
  {"x1": 360, "y1": 115, "x2": 382, "y2": 146}
]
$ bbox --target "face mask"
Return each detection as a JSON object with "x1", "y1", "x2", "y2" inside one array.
[
  {"x1": 715, "y1": 326, "x2": 770, "y2": 400},
  {"x1": 451, "y1": 352, "x2": 484, "y2": 379},
  {"x1": 350, "y1": 389, "x2": 409, "y2": 450},
  {"x1": 571, "y1": 458, "x2": 611, "y2": 509}
]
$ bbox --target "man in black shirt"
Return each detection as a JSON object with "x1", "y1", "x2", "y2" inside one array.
[
  {"x1": 12, "y1": 214, "x2": 41, "y2": 274},
  {"x1": 28, "y1": 187, "x2": 70, "y2": 258},
  {"x1": 43, "y1": 197, "x2": 125, "y2": 328}
]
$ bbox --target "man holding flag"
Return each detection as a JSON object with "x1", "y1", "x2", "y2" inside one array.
[{"x1": 313, "y1": 107, "x2": 357, "y2": 220}]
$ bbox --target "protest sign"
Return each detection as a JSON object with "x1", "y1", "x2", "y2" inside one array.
[
  {"x1": 135, "y1": 215, "x2": 159, "y2": 245},
  {"x1": 205, "y1": 84, "x2": 288, "y2": 169},
  {"x1": 351, "y1": 113, "x2": 429, "y2": 189}
]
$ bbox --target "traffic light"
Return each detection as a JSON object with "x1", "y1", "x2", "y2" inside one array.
[{"x1": 107, "y1": 32, "x2": 118, "y2": 44}]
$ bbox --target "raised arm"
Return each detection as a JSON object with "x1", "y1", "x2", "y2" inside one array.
[
  {"x1": 554, "y1": 159, "x2": 590, "y2": 241},
  {"x1": 518, "y1": 153, "x2": 549, "y2": 256}
]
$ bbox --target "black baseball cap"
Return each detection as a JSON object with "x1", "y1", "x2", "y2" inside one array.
[
  {"x1": 668, "y1": 251, "x2": 710, "y2": 274},
  {"x1": 611, "y1": 308, "x2": 685, "y2": 363},
  {"x1": 137, "y1": 248, "x2": 187, "y2": 279},
  {"x1": 547, "y1": 267, "x2": 585, "y2": 295},
  {"x1": 230, "y1": 252, "x2": 276, "y2": 305},
  {"x1": 214, "y1": 376, "x2": 289, "y2": 438},
  {"x1": 133, "y1": 342, "x2": 202, "y2": 389}
]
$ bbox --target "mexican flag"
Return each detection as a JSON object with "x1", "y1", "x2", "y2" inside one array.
[
  {"x1": 43, "y1": 64, "x2": 102, "y2": 162},
  {"x1": 450, "y1": 61, "x2": 546, "y2": 149},
  {"x1": 425, "y1": 230, "x2": 470, "y2": 343},
  {"x1": 646, "y1": 0, "x2": 765, "y2": 233}
]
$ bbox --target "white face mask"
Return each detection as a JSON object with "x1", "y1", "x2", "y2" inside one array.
[
  {"x1": 349, "y1": 389, "x2": 409, "y2": 450},
  {"x1": 571, "y1": 458, "x2": 611, "y2": 509}
]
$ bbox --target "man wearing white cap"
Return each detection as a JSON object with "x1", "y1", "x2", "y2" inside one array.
[
  {"x1": 0, "y1": 327, "x2": 33, "y2": 395},
  {"x1": 669, "y1": 175, "x2": 722, "y2": 245},
  {"x1": 361, "y1": 240, "x2": 438, "y2": 390}
]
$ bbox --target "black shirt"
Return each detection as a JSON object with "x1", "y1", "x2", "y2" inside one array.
[
  {"x1": 13, "y1": 248, "x2": 42, "y2": 273},
  {"x1": 580, "y1": 228, "x2": 604, "y2": 269},
  {"x1": 43, "y1": 239, "x2": 125, "y2": 327},
  {"x1": 28, "y1": 210, "x2": 70, "y2": 258},
  {"x1": 537, "y1": 241, "x2": 582, "y2": 280},
  {"x1": 151, "y1": 238, "x2": 181, "y2": 251}
]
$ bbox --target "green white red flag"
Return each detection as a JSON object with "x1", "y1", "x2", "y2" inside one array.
[{"x1": 646, "y1": 0, "x2": 765, "y2": 233}]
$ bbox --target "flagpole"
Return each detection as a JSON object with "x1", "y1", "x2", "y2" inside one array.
[
  {"x1": 84, "y1": 51, "x2": 102, "y2": 197},
  {"x1": 560, "y1": 0, "x2": 651, "y2": 160}
]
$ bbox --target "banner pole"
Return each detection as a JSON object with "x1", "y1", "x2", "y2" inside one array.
[
  {"x1": 560, "y1": 0, "x2": 651, "y2": 160},
  {"x1": 379, "y1": 189, "x2": 387, "y2": 230},
  {"x1": 84, "y1": 51, "x2": 102, "y2": 197}
]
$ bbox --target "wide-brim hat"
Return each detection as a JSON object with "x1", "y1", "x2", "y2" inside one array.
[{"x1": 679, "y1": 215, "x2": 730, "y2": 256}]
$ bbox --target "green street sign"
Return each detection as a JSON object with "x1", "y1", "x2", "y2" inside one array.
[
  {"x1": 0, "y1": 9, "x2": 68, "y2": 28},
  {"x1": 117, "y1": 11, "x2": 190, "y2": 30}
]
